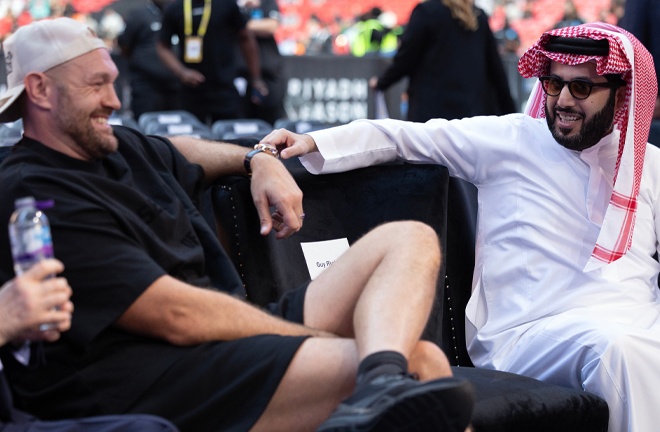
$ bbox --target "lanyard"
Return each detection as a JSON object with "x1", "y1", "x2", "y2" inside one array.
[{"x1": 184, "y1": 0, "x2": 212, "y2": 37}]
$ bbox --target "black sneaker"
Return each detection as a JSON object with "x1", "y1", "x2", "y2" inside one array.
[{"x1": 317, "y1": 373, "x2": 474, "y2": 432}]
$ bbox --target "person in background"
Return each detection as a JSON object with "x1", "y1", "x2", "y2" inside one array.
[
  {"x1": 235, "y1": 0, "x2": 285, "y2": 125},
  {"x1": 619, "y1": 0, "x2": 660, "y2": 145},
  {"x1": 350, "y1": 7, "x2": 387, "y2": 58},
  {"x1": 117, "y1": 0, "x2": 181, "y2": 120},
  {"x1": 494, "y1": 17, "x2": 520, "y2": 56},
  {"x1": 554, "y1": 0, "x2": 584, "y2": 29},
  {"x1": 98, "y1": 8, "x2": 125, "y2": 49},
  {"x1": 157, "y1": 0, "x2": 268, "y2": 125},
  {"x1": 265, "y1": 22, "x2": 660, "y2": 432},
  {"x1": 0, "y1": 259, "x2": 179, "y2": 432},
  {"x1": 303, "y1": 13, "x2": 333, "y2": 55},
  {"x1": 370, "y1": 0, "x2": 516, "y2": 123},
  {"x1": 28, "y1": 0, "x2": 50, "y2": 20},
  {"x1": 373, "y1": 10, "x2": 403, "y2": 58}
]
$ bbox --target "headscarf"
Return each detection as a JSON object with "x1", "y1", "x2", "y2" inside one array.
[{"x1": 518, "y1": 22, "x2": 657, "y2": 272}]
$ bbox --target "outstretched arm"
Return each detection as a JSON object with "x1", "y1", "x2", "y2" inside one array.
[
  {"x1": 169, "y1": 135, "x2": 304, "y2": 238},
  {"x1": 115, "y1": 274, "x2": 334, "y2": 345},
  {"x1": 261, "y1": 129, "x2": 319, "y2": 159}
]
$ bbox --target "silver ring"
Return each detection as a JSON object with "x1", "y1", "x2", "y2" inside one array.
[
  {"x1": 300, "y1": 213, "x2": 306, "y2": 220},
  {"x1": 39, "y1": 323, "x2": 56, "y2": 332}
]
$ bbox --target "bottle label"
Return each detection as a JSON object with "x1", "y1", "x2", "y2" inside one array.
[{"x1": 10, "y1": 224, "x2": 54, "y2": 273}]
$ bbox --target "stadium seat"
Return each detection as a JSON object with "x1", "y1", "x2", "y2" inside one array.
[
  {"x1": 0, "y1": 120, "x2": 23, "y2": 147},
  {"x1": 211, "y1": 119, "x2": 273, "y2": 141},
  {"x1": 143, "y1": 121, "x2": 213, "y2": 140},
  {"x1": 109, "y1": 114, "x2": 140, "y2": 131},
  {"x1": 137, "y1": 110, "x2": 205, "y2": 133},
  {"x1": 273, "y1": 119, "x2": 335, "y2": 134}
]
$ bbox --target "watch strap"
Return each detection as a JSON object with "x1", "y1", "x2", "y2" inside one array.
[{"x1": 244, "y1": 149, "x2": 264, "y2": 177}]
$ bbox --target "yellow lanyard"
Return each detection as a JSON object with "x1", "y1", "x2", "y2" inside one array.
[{"x1": 184, "y1": 0, "x2": 212, "y2": 38}]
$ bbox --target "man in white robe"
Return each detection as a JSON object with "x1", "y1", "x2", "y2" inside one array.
[{"x1": 263, "y1": 23, "x2": 660, "y2": 432}]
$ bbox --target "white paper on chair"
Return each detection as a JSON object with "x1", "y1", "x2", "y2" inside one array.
[{"x1": 300, "y1": 238, "x2": 350, "y2": 280}]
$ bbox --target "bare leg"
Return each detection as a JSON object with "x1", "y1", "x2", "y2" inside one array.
[
  {"x1": 252, "y1": 222, "x2": 464, "y2": 431},
  {"x1": 410, "y1": 340, "x2": 453, "y2": 380},
  {"x1": 251, "y1": 338, "x2": 359, "y2": 432},
  {"x1": 250, "y1": 339, "x2": 452, "y2": 431},
  {"x1": 305, "y1": 221, "x2": 441, "y2": 360}
]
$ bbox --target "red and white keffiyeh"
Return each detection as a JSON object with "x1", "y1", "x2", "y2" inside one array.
[{"x1": 518, "y1": 22, "x2": 657, "y2": 272}]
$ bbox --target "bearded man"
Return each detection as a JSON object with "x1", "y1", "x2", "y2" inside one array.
[{"x1": 264, "y1": 22, "x2": 660, "y2": 432}]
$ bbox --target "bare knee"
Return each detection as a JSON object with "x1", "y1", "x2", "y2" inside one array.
[
  {"x1": 251, "y1": 338, "x2": 358, "y2": 432},
  {"x1": 374, "y1": 221, "x2": 441, "y2": 261}
]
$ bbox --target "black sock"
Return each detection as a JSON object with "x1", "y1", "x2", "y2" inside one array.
[{"x1": 356, "y1": 351, "x2": 408, "y2": 385}]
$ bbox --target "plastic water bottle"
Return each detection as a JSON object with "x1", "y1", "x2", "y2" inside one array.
[
  {"x1": 8, "y1": 196, "x2": 54, "y2": 276},
  {"x1": 9, "y1": 197, "x2": 57, "y2": 331}
]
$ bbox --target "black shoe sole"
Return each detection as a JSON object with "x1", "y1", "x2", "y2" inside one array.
[{"x1": 317, "y1": 377, "x2": 474, "y2": 432}]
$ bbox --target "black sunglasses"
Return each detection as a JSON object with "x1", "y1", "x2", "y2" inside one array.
[{"x1": 538, "y1": 76, "x2": 622, "y2": 100}]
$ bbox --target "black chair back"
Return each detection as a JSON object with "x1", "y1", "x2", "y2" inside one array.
[{"x1": 211, "y1": 157, "x2": 450, "y2": 342}]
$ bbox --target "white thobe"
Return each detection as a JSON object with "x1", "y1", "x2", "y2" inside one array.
[{"x1": 303, "y1": 114, "x2": 660, "y2": 432}]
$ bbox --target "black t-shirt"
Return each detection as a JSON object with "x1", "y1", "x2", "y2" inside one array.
[
  {"x1": 0, "y1": 126, "x2": 245, "y2": 344},
  {"x1": 0, "y1": 127, "x2": 303, "y2": 430},
  {"x1": 159, "y1": 0, "x2": 247, "y2": 90}
]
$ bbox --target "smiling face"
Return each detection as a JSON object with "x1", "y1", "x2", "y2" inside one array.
[
  {"x1": 46, "y1": 49, "x2": 121, "y2": 160},
  {"x1": 544, "y1": 61, "x2": 625, "y2": 152}
]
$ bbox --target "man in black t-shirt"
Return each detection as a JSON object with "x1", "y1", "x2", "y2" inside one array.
[
  {"x1": 156, "y1": 0, "x2": 269, "y2": 124},
  {"x1": 117, "y1": 0, "x2": 181, "y2": 119},
  {"x1": 0, "y1": 18, "x2": 473, "y2": 432}
]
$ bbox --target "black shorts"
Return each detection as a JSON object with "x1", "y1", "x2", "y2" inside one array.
[
  {"x1": 129, "y1": 283, "x2": 311, "y2": 432},
  {"x1": 267, "y1": 282, "x2": 309, "y2": 324}
]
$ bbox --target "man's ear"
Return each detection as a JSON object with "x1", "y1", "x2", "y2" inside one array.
[
  {"x1": 614, "y1": 84, "x2": 627, "y2": 113},
  {"x1": 23, "y1": 72, "x2": 54, "y2": 110}
]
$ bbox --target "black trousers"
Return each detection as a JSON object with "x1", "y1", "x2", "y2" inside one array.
[{"x1": 0, "y1": 371, "x2": 178, "y2": 432}]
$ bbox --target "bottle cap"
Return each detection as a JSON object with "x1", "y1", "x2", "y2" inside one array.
[{"x1": 14, "y1": 196, "x2": 36, "y2": 208}]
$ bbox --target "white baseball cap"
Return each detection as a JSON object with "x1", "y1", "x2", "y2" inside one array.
[{"x1": 0, "y1": 17, "x2": 107, "y2": 122}]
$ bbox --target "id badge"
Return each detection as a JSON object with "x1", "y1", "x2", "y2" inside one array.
[{"x1": 184, "y1": 36, "x2": 203, "y2": 63}]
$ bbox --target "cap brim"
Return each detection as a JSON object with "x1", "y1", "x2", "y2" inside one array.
[{"x1": 0, "y1": 85, "x2": 25, "y2": 123}]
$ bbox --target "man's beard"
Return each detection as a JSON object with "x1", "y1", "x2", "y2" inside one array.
[
  {"x1": 55, "y1": 85, "x2": 118, "y2": 160},
  {"x1": 545, "y1": 90, "x2": 617, "y2": 152}
]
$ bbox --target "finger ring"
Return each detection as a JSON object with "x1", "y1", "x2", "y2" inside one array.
[
  {"x1": 39, "y1": 323, "x2": 56, "y2": 331},
  {"x1": 300, "y1": 213, "x2": 306, "y2": 220}
]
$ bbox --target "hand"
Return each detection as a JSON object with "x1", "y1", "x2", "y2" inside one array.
[
  {"x1": 249, "y1": 153, "x2": 305, "y2": 239},
  {"x1": 369, "y1": 76, "x2": 379, "y2": 89},
  {"x1": 0, "y1": 259, "x2": 74, "y2": 345},
  {"x1": 260, "y1": 129, "x2": 319, "y2": 160},
  {"x1": 179, "y1": 68, "x2": 206, "y2": 87},
  {"x1": 251, "y1": 78, "x2": 269, "y2": 105}
]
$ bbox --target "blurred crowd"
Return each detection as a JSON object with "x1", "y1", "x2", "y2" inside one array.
[
  {"x1": 487, "y1": 0, "x2": 625, "y2": 55},
  {"x1": 0, "y1": 0, "x2": 625, "y2": 58},
  {"x1": 0, "y1": 0, "x2": 124, "y2": 47}
]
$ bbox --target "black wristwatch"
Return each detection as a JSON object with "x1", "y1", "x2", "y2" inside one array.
[{"x1": 243, "y1": 149, "x2": 264, "y2": 177}]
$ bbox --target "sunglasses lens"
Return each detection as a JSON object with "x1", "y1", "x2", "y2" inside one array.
[
  {"x1": 569, "y1": 81, "x2": 592, "y2": 99},
  {"x1": 542, "y1": 78, "x2": 563, "y2": 96}
]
